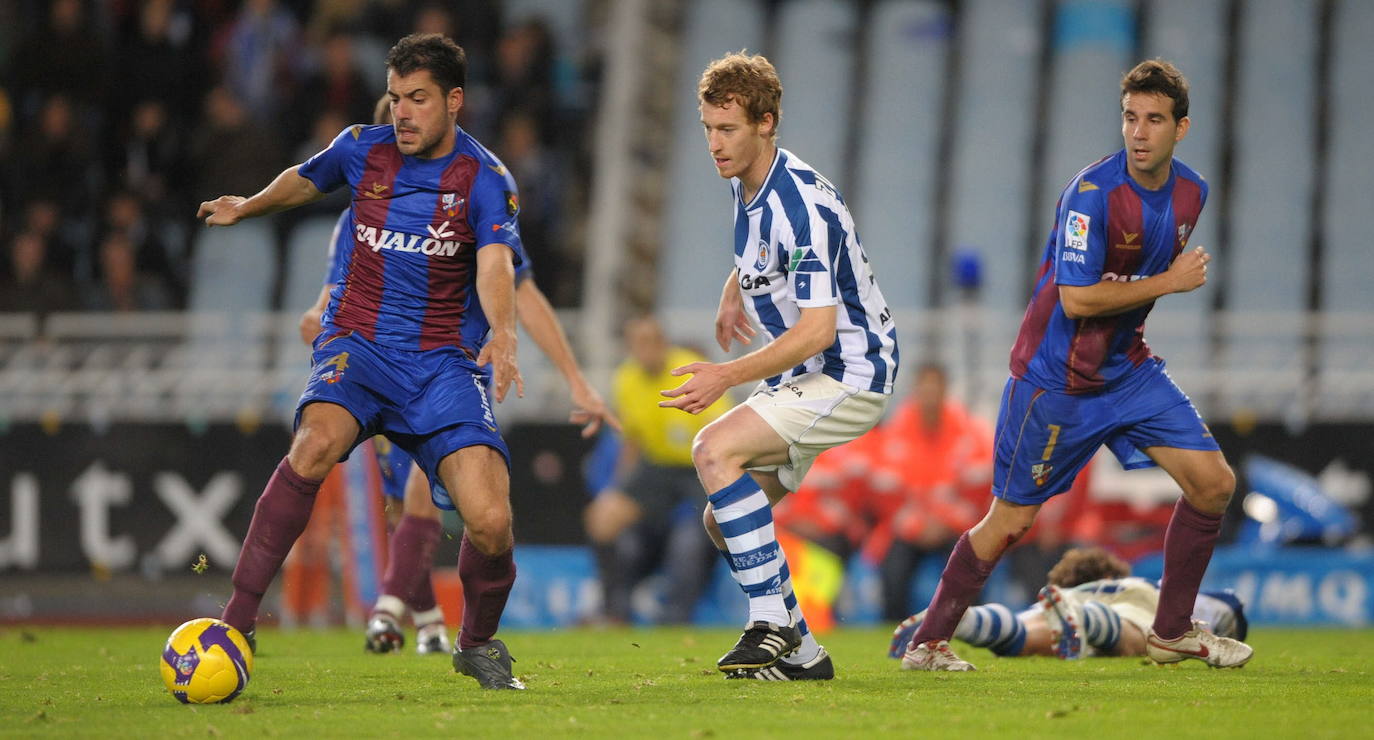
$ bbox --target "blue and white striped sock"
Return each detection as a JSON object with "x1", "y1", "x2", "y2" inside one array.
[
  {"x1": 777, "y1": 562, "x2": 820, "y2": 665},
  {"x1": 1081, "y1": 601, "x2": 1122, "y2": 652},
  {"x1": 954, "y1": 603, "x2": 1026, "y2": 655},
  {"x1": 709, "y1": 474, "x2": 789, "y2": 626}
]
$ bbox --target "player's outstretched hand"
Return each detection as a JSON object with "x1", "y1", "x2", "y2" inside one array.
[
  {"x1": 568, "y1": 380, "x2": 621, "y2": 438},
  {"x1": 1166, "y1": 245, "x2": 1210, "y2": 293},
  {"x1": 197, "y1": 195, "x2": 246, "y2": 227},
  {"x1": 659, "y1": 361, "x2": 733, "y2": 414},
  {"x1": 477, "y1": 330, "x2": 524, "y2": 403}
]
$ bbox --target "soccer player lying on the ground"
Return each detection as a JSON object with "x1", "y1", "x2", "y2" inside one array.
[
  {"x1": 889, "y1": 546, "x2": 1249, "y2": 661},
  {"x1": 203, "y1": 34, "x2": 536, "y2": 690},
  {"x1": 662, "y1": 52, "x2": 898, "y2": 681},
  {"x1": 898, "y1": 59, "x2": 1252, "y2": 673},
  {"x1": 299, "y1": 94, "x2": 616, "y2": 656}
]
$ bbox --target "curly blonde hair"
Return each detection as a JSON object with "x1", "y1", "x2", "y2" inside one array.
[
  {"x1": 698, "y1": 51, "x2": 782, "y2": 139},
  {"x1": 1047, "y1": 547, "x2": 1131, "y2": 588}
]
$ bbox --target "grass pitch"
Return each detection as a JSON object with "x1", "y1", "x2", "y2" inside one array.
[{"x1": 0, "y1": 625, "x2": 1368, "y2": 738}]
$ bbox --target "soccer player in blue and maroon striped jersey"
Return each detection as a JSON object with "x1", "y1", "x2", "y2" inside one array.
[
  {"x1": 900, "y1": 60, "x2": 1253, "y2": 672},
  {"x1": 197, "y1": 34, "x2": 529, "y2": 689}
]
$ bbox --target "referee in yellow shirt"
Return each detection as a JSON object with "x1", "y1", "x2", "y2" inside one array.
[{"x1": 587, "y1": 316, "x2": 733, "y2": 623}]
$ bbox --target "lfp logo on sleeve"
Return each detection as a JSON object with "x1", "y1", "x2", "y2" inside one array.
[{"x1": 1065, "y1": 211, "x2": 1091, "y2": 251}]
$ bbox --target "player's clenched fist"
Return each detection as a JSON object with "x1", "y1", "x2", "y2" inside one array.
[
  {"x1": 1166, "y1": 245, "x2": 1210, "y2": 293},
  {"x1": 197, "y1": 195, "x2": 246, "y2": 227}
]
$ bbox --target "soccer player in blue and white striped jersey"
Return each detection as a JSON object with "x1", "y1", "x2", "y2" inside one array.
[{"x1": 660, "y1": 52, "x2": 898, "y2": 680}]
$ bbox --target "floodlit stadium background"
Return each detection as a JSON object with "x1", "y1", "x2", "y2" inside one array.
[{"x1": 0, "y1": 0, "x2": 1370, "y2": 629}]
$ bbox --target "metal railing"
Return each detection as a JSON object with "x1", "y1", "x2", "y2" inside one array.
[{"x1": 2, "y1": 309, "x2": 1372, "y2": 425}]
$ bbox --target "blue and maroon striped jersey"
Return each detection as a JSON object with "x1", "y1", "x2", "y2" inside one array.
[
  {"x1": 299, "y1": 123, "x2": 525, "y2": 354},
  {"x1": 1009, "y1": 149, "x2": 1207, "y2": 393}
]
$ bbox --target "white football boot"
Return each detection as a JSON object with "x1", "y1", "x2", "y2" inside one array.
[
  {"x1": 1147, "y1": 622, "x2": 1254, "y2": 668},
  {"x1": 901, "y1": 640, "x2": 975, "y2": 671}
]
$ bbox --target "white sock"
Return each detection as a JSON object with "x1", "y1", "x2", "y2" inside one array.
[
  {"x1": 411, "y1": 606, "x2": 444, "y2": 627},
  {"x1": 373, "y1": 594, "x2": 406, "y2": 620},
  {"x1": 709, "y1": 474, "x2": 788, "y2": 626}
]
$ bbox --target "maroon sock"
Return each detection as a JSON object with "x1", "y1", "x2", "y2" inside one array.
[
  {"x1": 221, "y1": 458, "x2": 322, "y2": 633},
  {"x1": 1152, "y1": 497, "x2": 1223, "y2": 640},
  {"x1": 410, "y1": 574, "x2": 438, "y2": 614},
  {"x1": 457, "y1": 534, "x2": 516, "y2": 650},
  {"x1": 378, "y1": 515, "x2": 442, "y2": 612},
  {"x1": 909, "y1": 532, "x2": 1000, "y2": 646}
]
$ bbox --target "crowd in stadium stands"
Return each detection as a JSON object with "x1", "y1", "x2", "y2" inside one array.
[{"x1": 0, "y1": 0, "x2": 588, "y2": 316}]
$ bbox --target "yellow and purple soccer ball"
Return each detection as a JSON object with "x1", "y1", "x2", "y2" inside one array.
[{"x1": 159, "y1": 618, "x2": 253, "y2": 704}]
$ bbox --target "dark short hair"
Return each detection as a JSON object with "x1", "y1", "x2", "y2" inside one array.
[
  {"x1": 385, "y1": 33, "x2": 466, "y2": 92},
  {"x1": 1121, "y1": 59, "x2": 1189, "y2": 121}
]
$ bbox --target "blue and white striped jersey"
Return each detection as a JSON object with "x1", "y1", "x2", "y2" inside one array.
[{"x1": 730, "y1": 148, "x2": 899, "y2": 393}]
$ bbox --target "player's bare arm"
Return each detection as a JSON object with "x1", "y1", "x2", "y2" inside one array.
[
  {"x1": 714, "y1": 268, "x2": 757, "y2": 351},
  {"x1": 197, "y1": 166, "x2": 325, "y2": 226},
  {"x1": 661, "y1": 304, "x2": 836, "y2": 414},
  {"x1": 474, "y1": 245, "x2": 523, "y2": 402},
  {"x1": 1060, "y1": 245, "x2": 1211, "y2": 319},
  {"x1": 298, "y1": 283, "x2": 332, "y2": 345},
  {"x1": 513, "y1": 279, "x2": 619, "y2": 437}
]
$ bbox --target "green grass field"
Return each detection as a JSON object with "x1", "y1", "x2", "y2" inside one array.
[{"x1": 0, "y1": 625, "x2": 1368, "y2": 738}]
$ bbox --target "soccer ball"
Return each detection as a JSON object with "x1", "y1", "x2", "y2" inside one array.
[{"x1": 159, "y1": 618, "x2": 254, "y2": 704}]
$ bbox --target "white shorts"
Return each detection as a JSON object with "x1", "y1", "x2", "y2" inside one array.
[
  {"x1": 1070, "y1": 577, "x2": 1159, "y2": 641},
  {"x1": 743, "y1": 373, "x2": 888, "y2": 491}
]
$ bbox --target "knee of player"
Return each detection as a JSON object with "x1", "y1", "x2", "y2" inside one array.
[
  {"x1": 464, "y1": 503, "x2": 512, "y2": 540},
  {"x1": 287, "y1": 429, "x2": 346, "y2": 479},
  {"x1": 690, "y1": 427, "x2": 738, "y2": 477},
  {"x1": 1196, "y1": 463, "x2": 1237, "y2": 510}
]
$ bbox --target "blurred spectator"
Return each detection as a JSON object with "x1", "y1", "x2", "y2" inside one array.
[
  {"x1": 864, "y1": 364, "x2": 994, "y2": 620},
  {"x1": 288, "y1": 29, "x2": 375, "y2": 145},
  {"x1": 189, "y1": 85, "x2": 284, "y2": 206},
  {"x1": 0, "y1": 3, "x2": 593, "y2": 314},
  {"x1": 498, "y1": 108, "x2": 570, "y2": 303},
  {"x1": 9, "y1": 0, "x2": 105, "y2": 112},
  {"x1": 85, "y1": 231, "x2": 173, "y2": 312},
  {"x1": 90, "y1": 190, "x2": 183, "y2": 307},
  {"x1": 584, "y1": 317, "x2": 729, "y2": 624},
  {"x1": 10, "y1": 94, "x2": 100, "y2": 232},
  {"x1": 114, "y1": 0, "x2": 200, "y2": 123},
  {"x1": 0, "y1": 231, "x2": 76, "y2": 315},
  {"x1": 20, "y1": 199, "x2": 80, "y2": 278},
  {"x1": 484, "y1": 18, "x2": 555, "y2": 144},
  {"x1": 109, "y1": 100, "x2": 188, "y2": 221},
  {"x1": 215, "y1": 0, "x2": 302, "y2": 123}
]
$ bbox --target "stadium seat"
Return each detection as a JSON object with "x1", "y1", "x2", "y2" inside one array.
[
  {"x1": 1314, "y1": 0, "x2": 1374, "y2": 416},
  {"x1": 659, "y1": 0, "x2": 764, "y2": 316},
  {"x1": 1221, "y1": 0, "x2": 1319, "y2": 415},
  {"x1": 853, "y1": 0, "x2": 950, "y2": 315},
  {"x1": 770, "y1": 0, "x2": 859, "y2": 181},
  {"x1": 183, "y1": 220, "x2": 276, "y2": 418},
  {"x1": 941, "y1": 0, "x2": 1043, "y2": 397}
]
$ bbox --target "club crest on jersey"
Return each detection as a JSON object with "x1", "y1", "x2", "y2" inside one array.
[
  {"x1": 441, "y1": 192, "x2": 465, "y2": 217},
  {"x1": 755, "y1": 240, "x2": 769, "y2": 271},
  {"x1": 1031, "y1": 462, "x2": 1053, "y2": 487},
  {"x1": 1178, "y1": 222, "x2": 1192, "y2": 247}
]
